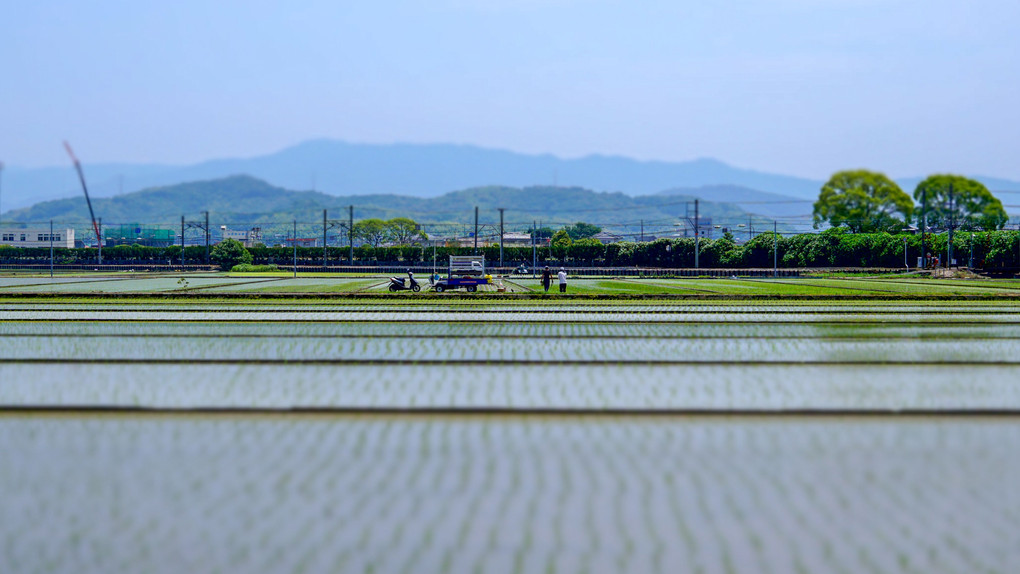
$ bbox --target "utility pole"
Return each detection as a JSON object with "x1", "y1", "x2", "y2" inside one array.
[
  {"x1": 204, "y1": 211, "x2": 210, "y2": 264},
  {"x1": 0, "y1": 161, "x2": 4, "y2": 222},
  {"x1": 904, "y1": 236, "x2": 908, "y2": 269},
  {"x1": 773, "y1": 221, "x2": 778, "y2": 277},
  {"x1": 293, "y1": 220, "x2": 298, "y2": 278},
  {"x1": 942, "y1": 183, "x2": 950, "y2": 269},
  {"x1": 323, "y1": 209, "x2": 328, "y2": 271},
  {"x1": 183, "y1": 215, "x2": 212, "y2": 268},
  {"x1": 694, "y1": 199, "x2": 700, "y2": 269},
  {"x1": 50, "y1": 220, "x2": 54, "y2": 278},
  {"x1": 348, "y1": 205, "x2": 354, "y2": 265},
  {"x1": 98, "y1": 217, "x2": 103, "y2": 265},
  {"x1": 921, "y1": 186, "x2": 927, "y2": 268},
  {"x1": 431, "y1": 228, "x2": 436, "y2": 277},
  {"x1": 498, "y1": 208, "x2": 505, "y2": 268},
  {"x1": 969, "y1": 232, "x2": 974, "y2": 269},
  {"x1": 532, "y1": 220, "x2": 537, "y2": 278},
  {"x1": 474, "y1": 206, "x2": 479, "y2": 255}
]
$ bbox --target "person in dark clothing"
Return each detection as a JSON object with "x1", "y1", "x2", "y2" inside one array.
[{"x1": 541, "y1": 266, "x2": 551, "y2": 293}]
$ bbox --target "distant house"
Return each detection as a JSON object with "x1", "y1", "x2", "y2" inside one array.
[
  {"x1": 283, "y1": 237, "x2": 320, "y2": 248},
  {"x1": 502, "y1": 232, "x2": 532, "y2": 246},
  {"x1": 592, "y1": 231, "x2": 623, "y2": 244},
  {"x1": 623, "y1": 232, "x2": 657, "y2": 242}
]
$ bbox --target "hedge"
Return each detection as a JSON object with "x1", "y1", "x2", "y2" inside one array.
[{"x1": 1, "y1": 229, "x2": 1016, "y2": 269}]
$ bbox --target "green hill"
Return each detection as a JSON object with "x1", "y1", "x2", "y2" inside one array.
[{"x1": 5, "y1": 175, "x2": 769, "y2": 238}]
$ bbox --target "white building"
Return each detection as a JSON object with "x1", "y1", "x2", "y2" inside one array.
[
  {"x1": 592, "y1": 231, "x2": 623, "y2": 244},
  {"x1": 219, "y1": 227, "x2": 262, "y2": 247},
  {"x1": 502, "y1": 232, "x2": 533, "y2": 246},
  {"x1": 0, "y1": 227, "x2": 76, "y2": 248}
]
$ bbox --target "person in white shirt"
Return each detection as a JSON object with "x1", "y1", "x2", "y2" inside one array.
[{"x1": 557, "y1": 268, "x2": 567, "y2": 293}]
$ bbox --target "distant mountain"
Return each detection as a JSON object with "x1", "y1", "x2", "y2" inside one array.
[
  {"x1": 0, "y1": 140, "x2": 827, "y2": 213},
  {"x1": 3, "y1": 175, "x2": 768, "y2": 239},
  {"x1": 5, "y1": 140, "x2": 1017, "y2": 218}
]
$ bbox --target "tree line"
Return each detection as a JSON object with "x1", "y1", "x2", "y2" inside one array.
[
  {"x1": 813, "y1": 171, "x2": 1009, "y2": 233},
  {"x1": 5, "y1": 228, "x2": 1020, "y2": 269}
]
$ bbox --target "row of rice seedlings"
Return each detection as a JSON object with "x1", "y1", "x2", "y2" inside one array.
[
  {"x1": 9, "y1": 319, "x2": 1020, "y2": 341},
  {"x1": 881, "y1": 280, "x2": 1020, "y2": 295},
  {"x1": 785, "y1": 277, "x2": 951, "y2": 295},
  {"x1": 11, "y1": 276, "x2": 254, "y2": 293},
  {"x1": 8, "y1": 308, "x2": 1020, "y2": 324},
  {"x1": 6, "y1": 362, "x2": 1020, "y2": 410},
  {"x1": 0, "y1": 276, "x2": 126, "y2": 288},
  {"x1": 33, "y1": 301, "x2": 1020, "y2": 313},
  {"x1": 6, "y1": 299, "x2": 1020, "y2": 313},
  {"x1": 6, "y1": 334, "x2": 1020, "y2": 366},
  {"x1": 848, "y1": 276, "x2": 1020, "y2": 294},
  {"x1": 10, "y1": 416, "x2": 1020, "y2": 572}
]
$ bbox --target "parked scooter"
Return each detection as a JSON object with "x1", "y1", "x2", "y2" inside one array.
[{"x1": 388, "y1": 271, "x2": 421, "y2": 292}]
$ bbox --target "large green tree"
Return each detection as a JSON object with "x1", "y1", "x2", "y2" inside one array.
[
  {"x1": 354, "y1": 217, "x2": 426, "y2": 246},
  {"x1": 210, "y1": 238, "x2": 253, "y2": 270},
  {"x1": 353, "y1": 219, "x2": 389, "y2": 247},
  {"x1": 913, "y1": 174, "x2": 1007, "y2": 231},
  {"x1": 813, "y1": 170, "x2": 914, "y2": 233},
  {"x1": 387, "y1": 217, "x2": 426, "y2": 244},
  {"x1": 563, "y1": 221, "x2": 602, "y2": 240},
  {"x1": 550, "y1": 229, "x2": 572, "y2": 259}
]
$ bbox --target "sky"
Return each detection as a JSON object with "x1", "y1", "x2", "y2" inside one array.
[{"x1": 2, "y1": 0, "x2": 1019, "y2": 179}]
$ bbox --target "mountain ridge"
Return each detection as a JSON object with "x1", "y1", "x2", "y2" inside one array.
[
  {"x1": 0, "y1": 140, "x2": 826, "y2": 212},
  {"x1": 2, "y1": 175, "x2": 773, "y2": 237},
  {"x1": 3, "y1": 140, "x2": 1018, "y2": 216}
]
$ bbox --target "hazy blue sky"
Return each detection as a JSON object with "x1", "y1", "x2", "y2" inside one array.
[{"x1": 3, "y1": 0, "x2": 1018, "y2": 179}]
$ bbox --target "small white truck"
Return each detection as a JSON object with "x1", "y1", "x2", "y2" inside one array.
[
  {"x1": 448, "y1": 255, "x2": 485, "y2": 277},
  {"x1": 432, "y1": 255, "x2": 491, "y2": 292}
]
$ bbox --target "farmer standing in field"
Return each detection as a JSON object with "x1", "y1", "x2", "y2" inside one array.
[
  {"x1": 557, "y1": 268, "x2": 568, "y2": 293},
  {"x1": 541, "y1": 266, "x2": 552, "y2": 293}
]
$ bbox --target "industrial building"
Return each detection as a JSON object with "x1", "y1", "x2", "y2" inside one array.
[
  {"x1": 0, "y1": 227, "x2": 76, "y2": 248},
  {"x1": 104, "y1": 224, "x2": 176, "y2": 247}
]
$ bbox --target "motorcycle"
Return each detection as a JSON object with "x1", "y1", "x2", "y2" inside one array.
[{"x1": 388, "y1": 274, "x2": 421, "y2": 292}]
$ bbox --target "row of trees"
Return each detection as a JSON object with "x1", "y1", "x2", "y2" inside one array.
[
  {"x1": 351, "y1": 217, "x2": 426, "y2": 247},
  {"x1": 814, "y1": 171, "x2": 1009, "y2": 233},
  {"x1": 6, "y1": 228, "x2": 1020, "y2": 269},
  {"x1": 350, "y1": 218, "x2": 601, "y2": 247}
]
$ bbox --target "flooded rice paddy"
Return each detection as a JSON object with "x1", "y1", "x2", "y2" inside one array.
[
  {"x1": 4, "y1": 415, "x2": 1018, "y2": 574},
  {"x1": 2, "y1": 297, "x2": 1020, "y2": 572}
]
